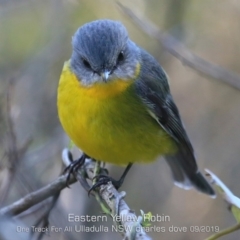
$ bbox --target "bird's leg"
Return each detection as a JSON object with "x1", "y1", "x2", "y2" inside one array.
[
  {"x1": 88, "y1": 163, "x2": 133, "y2": 195},
  {"x1": 64, "y1": 151, "x2": 89, "y2": 186}
]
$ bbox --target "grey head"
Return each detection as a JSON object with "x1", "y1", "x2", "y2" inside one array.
[{"x1": 71, "y1": 19, "x2": 140, "y2": 86}]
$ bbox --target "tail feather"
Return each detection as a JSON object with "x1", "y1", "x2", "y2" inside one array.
[{"x1": 165, "y1": 149, "x2": 215, "y2": 197}]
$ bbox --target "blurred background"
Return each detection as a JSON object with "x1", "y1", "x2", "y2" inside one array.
[{"x1": 0, "y1": 0, "x2": 240, "y2": 239}]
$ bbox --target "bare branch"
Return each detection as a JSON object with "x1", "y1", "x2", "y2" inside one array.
[
  {"x1": 0, "y1": 150, "x2": 152, "y2": 240},
  {"x1": 6, "y1": 78, "x2": 18, "y2": 164},
  {"x1": 0, "y1": 80, "x2": 20, "y2": 205},
  {"x1": 205, "y1": 223, "x2": 240, "y2": 240},
  {"x1": 0, "y1": 174, "x2": 76, "y2": 216},
  {"x1": 62, "y1": 149, "x2": 152, "y2": 240},
  {"x1": 205, "y1": 169, "x2": 240, "y2": 239},
  {"x1": 117, "y1": 3, "x2": 240, "y2": 90},
  {"x1": 0, "y1": 81, "x2": 33, "y2": 205}
]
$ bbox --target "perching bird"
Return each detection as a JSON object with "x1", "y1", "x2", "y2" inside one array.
[{"x1": 57, "y1": 19, "x2": 215, "y2": 196}]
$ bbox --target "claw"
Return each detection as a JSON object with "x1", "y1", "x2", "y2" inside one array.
[
  {"x1": 87, "y1": 163, "x2": 133, "y2": 195},
  {"x1": 88, "y1": 174, "x2": 124, "y2": 196},
  {"x1": 64, "y1": 153, "x2": 88, "y2": 187}
]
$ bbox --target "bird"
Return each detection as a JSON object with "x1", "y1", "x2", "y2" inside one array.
[{"x1": 57, "y1": 19, "x2": 215, "y2": 196}]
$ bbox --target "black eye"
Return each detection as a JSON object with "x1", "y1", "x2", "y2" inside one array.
[
  {"x1": 117, "y1": 51, "x2": 124, "y2": 64},
  {"x1": 82, "y1": 58, "x2": 91, "y2": 69}
]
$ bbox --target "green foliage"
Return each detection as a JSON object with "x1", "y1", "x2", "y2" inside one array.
[
  {"x1": 231, "y1": 205, "x2": 240, "y2": 223},
  {"x1": 140, "y1": 210, "x2": 152, "y2": 227}
]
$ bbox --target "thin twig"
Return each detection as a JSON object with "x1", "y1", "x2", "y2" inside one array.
[
  {"x1": 30, "y1": 192, "x2": 60, "y2": 240},
  {"x1": 0, "y1": 174, "x2": 76, "y2": 216},
  {"x1": 0, "y1": 148, "x2": 152, "y2": 239},
  {"x1": 0, "y1": 80, "x2": 19, "y2": 205},
  {"x1": 0, "y1": 81, "x2": 33, "y2": 205},
  {"x1": 206, "y1": 223, "x2": 240, "y2": 240},
  {"x1": 6, "y1": 78, "x2": 18, "y2": 165},
  {"x1": 205, "y1": 169, "x2": 240, "y2": 239},
  {"x1": 117, "y1": 3, "x2": 240, "y2": 90}
]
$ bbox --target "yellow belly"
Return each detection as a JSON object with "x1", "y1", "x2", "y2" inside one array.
[{"x1": 57, "y1": 62, "x2": 176, "y2": 165}]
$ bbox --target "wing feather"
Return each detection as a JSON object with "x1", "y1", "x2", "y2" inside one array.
[{"x1": 134, "y1": 48, "x2": 215, "y2": 196}]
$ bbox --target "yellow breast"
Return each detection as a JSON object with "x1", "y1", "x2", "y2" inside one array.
[{"x1": 57, "y1": 61, "x2": 176, "y2": 165}]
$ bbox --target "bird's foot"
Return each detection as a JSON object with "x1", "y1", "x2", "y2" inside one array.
[
  {"x1": 88, "y1": 174, "x2": 124, "y2": 195},
  {"x1": 64, "y1": 152, "x2": 89, "y2": 187}
]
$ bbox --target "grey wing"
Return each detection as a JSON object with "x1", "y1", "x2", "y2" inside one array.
[{"x1": 135, "y1": 49, "x2": 215, "y2": 196}]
